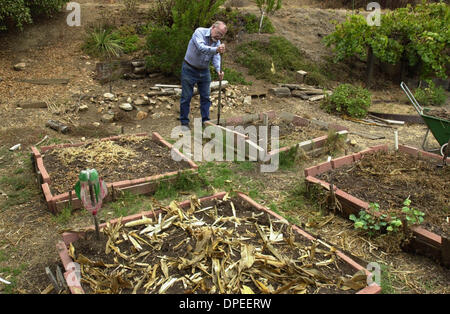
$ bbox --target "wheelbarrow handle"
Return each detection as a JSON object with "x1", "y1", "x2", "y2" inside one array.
[{"x1": 400, "y1": 81, "x2": 423, "y2": 115}]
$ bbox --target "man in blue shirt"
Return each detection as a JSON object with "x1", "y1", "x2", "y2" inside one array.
[{"x1": 180, "y1": 21, "x2": 227, "y2": 128}]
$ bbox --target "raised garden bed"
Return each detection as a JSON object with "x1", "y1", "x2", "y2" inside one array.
[
  {"x1": 31, "y1": 132, "x2": 198, "y2": 213},
  {"x1": 304, "y1": 144, "x2": 450, "y2": 267},
  {"x1": 56, "y1": 192, "x2": 381, "y2": 294},
  {"x1": 206, "y1": 111, "x2": 348, "y2": 160}
]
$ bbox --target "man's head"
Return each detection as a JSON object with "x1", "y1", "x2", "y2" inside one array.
[{"x1": 211, "y1": 21, "x2": 227, "y2": 42}]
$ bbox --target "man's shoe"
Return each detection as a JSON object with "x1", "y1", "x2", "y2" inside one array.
[{"x1": 181, "y1": 124, "x2": 190, "y2": 131}]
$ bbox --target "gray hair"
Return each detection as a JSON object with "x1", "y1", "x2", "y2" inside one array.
[{"x1": 213, "y1": 21, "x2": 227, "y2": 31}]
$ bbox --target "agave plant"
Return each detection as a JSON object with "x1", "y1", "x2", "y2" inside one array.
[
  {"x1": 84, "y1": 27, "x2": 124, "y2": 92},
  {"x1": 85, "y1": 28, "x2": 123, "y2": 59}
]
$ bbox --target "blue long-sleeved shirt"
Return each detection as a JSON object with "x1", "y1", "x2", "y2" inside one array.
[{"x1": 184, "y1": 27, "x2": 221, "y2": 73}]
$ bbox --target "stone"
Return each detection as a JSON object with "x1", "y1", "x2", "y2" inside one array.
[
  {"x1": 296, "y1": 70, "x2": 308, "y2": 82},
  {"x1": 350, "y1": 139, "x2": 357, "y2": 146},
  {"x1": 134, "y1": 67, "x2": 146, "y2": 75},
  {"x1": 103, "y1": 93, "x2": 114, "y2": 100},
  {"x1": 291, "y1": 90, "x2": 308, "y2": 99},
  {"x1": 79, "y1": 104, "x2": 89, "y2": 112},
  {"x1": 13, "y1": 63, "x2": 26, "y2": 71},
  {"x1": 309, "y1": 95, "x2": 325, "y2": 102},
  {"x1": 166, "y1": 105, "x2": 171, "y2": 110},
  {"x1": 210, "y1": 80, "x2": 228, "y2": 91},
  {"x1": 269, "y1": 87, "x2": 291, "y2": 97},
  {"x1": 243, "y1": 96, "x2": 252, "y2": 106},
  {"x1": 136, "y1": 111, "x2": 148, "y2": 120},
  {"x1": 93, "y1": 122, "x2": 101, "y2": 127},
  {"x1": 119, "y1": 103, "x2": 133, "y2": 111},
  {"x1": 134, "y1": 98, "x2": 147, "y2": 106},
  {"x1": 127, "y1": 97, "x2": 132, "y2": 103},
  {"x1": 174, "y1": 88, "x2": 182, "y2": 96},
  {"x1": 101, "y1": 113, "x2": 115, "y2": 123},
  {"x1": 132, "y1": 60, "x2": 145, "y2": 67}
]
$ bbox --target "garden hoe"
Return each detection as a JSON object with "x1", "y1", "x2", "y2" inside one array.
[{"x1": 217, "y1": 52, "x2": 223, "y2": 125}]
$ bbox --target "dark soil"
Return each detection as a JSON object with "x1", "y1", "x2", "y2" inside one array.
[
  {"x1": 42, "y1": 136, "x2": 191, "y2": 195},
  {"x1": 317, "y1": 151, "x2": 450, "y2": 238},
  {"x1": 72, "y1": 197, "x2": 364, "y2": 294}
]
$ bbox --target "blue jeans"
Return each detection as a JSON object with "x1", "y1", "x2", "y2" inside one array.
[{"x1": 180, "y1": 61, "x2": 211, "y2": 125}]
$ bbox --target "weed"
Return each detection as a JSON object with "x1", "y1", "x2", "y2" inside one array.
[
  {"x1": 279, "y1": 146, "x2": 300, "y2": 170},
  {"x1": 401, "y1": 197, "x2": 425, "y2": 226},
  {"x1": 53, "y1": 206, "x2": 72, "y2": 225},
  {"x1": 324, "y1": 129, "x2": 347, "y2": 157},
  {"x1": 108, "y1": 191, "x2": 147, "y2": 217}
]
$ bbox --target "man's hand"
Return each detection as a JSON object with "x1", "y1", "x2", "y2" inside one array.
[
  {"x1": 217, "y1": 71, "x2": 225, "y2": 81},
  {"x1": 216, "y1": 44, "x2": 225, "y2": 54}
]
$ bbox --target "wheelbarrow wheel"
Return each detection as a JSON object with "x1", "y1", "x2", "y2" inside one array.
[{"x1": 440, "y1": 139, "x2": 450, "y2": 158}]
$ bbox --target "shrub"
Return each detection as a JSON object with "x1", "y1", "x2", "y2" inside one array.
[
  {"x1": 321, "y1": 84, "x2": 371, "y2": 118},
  {"x1": 414, "y1": 80, "x2": 446, "y2": 106},
  {"x1": 324, "y1": 1, "x2": 450, "y2": 80},
  {"x1": 146, "y1": 0, "x2": 226, "y2": 77},
  {"x1": 0, "y1": 0, "x2": 69, "y2": 31}
]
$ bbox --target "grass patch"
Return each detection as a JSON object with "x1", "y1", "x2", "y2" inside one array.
[
  {"x1": 0, "y1": 154, "x2": 39, "y2": 210},
  {"x1": 108, "y1": 191, "x2": 148, "y2": 217},
  {"x1": 211, "y1": 66, "x2": 252, "y2": 85},
  {"x1": 154, "y1": 172, "x2": 208, "y2": 202},
  {"x1": 236, "y1": 36, "x2": 329, "y2": 86},
  {"x1": 53, "y1": 206, "x2": 72, "y2": 225},
  {"x1": 0, "y1": 263, "x2": 27, "y2": 294}
]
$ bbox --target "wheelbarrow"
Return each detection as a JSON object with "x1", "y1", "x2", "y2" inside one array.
[{"x1": 401, "y1": 82, "x2": 450, "y2": 157}]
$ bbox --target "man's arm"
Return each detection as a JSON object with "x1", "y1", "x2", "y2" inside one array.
[{"x1": 192, "y1": 29, "x2": 217, "y2": 55}]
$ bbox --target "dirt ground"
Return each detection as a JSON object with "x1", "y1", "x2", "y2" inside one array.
[{"x1": 0, "y1": 0, "x2": 449, "y2": 294}]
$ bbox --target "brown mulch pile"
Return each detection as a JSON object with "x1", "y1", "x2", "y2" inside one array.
[
  {"x1": 42, "y1": 135, "x2": 191, "y2": 195},
  {"x1": 317, "y1": 151, "x2": 450, "y2": 238},
  {"x1": 70, "y1": 196, "x2": 367, "y2": 294}
]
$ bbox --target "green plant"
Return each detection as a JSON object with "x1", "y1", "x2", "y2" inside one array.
[
  {"x1": 83, "y1": 27, "x2": 124, "y2": 59},
  {"x1": 253, "y1": 0, "x2": 282, "y2": 34},
  {"x1": 243, "y1": 12, "x2": 275, "y2": 34},
  {"x1": 236, "y1": 36, "x2": 308, "y2": 84},
  {"x1": 401, "y1": 197, "x2": 425, "y2": 226},
  {"x1": 324, "y1": 1, "x2": 450, "y2": 80},
  {"x1": 53, "y1": 206, "x2": 72, "y2": 225},
  {"x1": 109, "y1": 191, "x2": 147, "y2": 217},
  {"x1": 324, "y1": 129, "x2": 347, "y2": 156},
  {"x1": 211, "y1": 66, "x2": 252, "y2": 85},
  {"x1": 146, "y1": 0, "x2": 226, "y2": 77},
  {"x1": 350, "y1": 203, "x2": 403, "y2": 237},
  {"x1": 321, "y1": 84, "x2": 371, "y2": 118},
  {"x1": 0, "y1": 0, "x2": 69, "y2": 31},
  {"x1": 414, "y1": 80, "x2": 446, "y2": 106}
]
